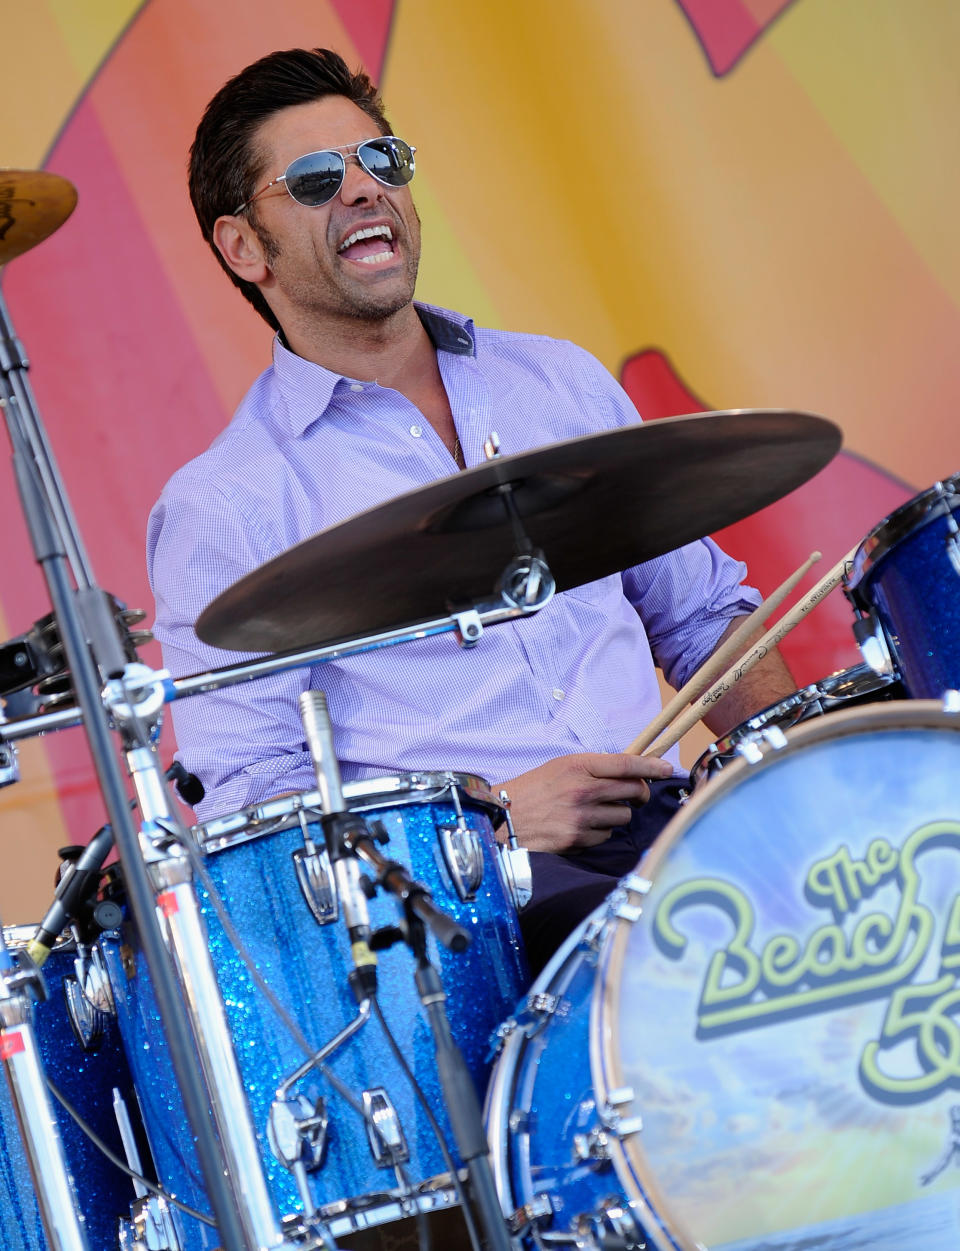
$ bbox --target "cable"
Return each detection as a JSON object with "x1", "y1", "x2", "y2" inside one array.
[
  {"x1": 45, "y1": 1076, "x2": 216, "y2": 1227},
  {"x1": 371, "y1": 996, "x2": 482, "y2": 1251}
]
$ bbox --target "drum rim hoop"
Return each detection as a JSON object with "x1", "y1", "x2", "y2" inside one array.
[
  {"x1": 196, "y1": 770, "x2": 499, "y2": 853},
  {"x1": 689, "y1": 663, "x2": 898, "y2": 785},
  {"x1": 845, "y1": 474, "x2": 960, "y2": 595}
]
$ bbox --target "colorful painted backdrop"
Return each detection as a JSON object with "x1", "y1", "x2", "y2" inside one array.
[{"x1": 1, "y1": 0, "x2": 957, "y2": 919}]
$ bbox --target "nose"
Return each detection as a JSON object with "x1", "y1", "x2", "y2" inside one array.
[{"x1": 338, "y1": 152, "x2": 382, "y2": 205}]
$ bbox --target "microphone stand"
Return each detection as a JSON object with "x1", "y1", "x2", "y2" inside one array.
[
  {"x1": 347, "y1": 827, "x2": 513, "y2": 1251},
  {"x1": 0, "y1": 284, "x2": 262, "y2": 1251},
  {"x1": 300, "y1": 693, "x2": 512, "y2": 1250}
]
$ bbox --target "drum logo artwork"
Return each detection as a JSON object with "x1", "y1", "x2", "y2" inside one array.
[{"x1": 652, "y1": 818, "x2": 960, "y2": 1103}]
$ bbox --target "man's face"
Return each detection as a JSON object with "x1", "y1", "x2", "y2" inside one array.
[{"x1": 244, "y1": 95, "x2": 421, "y2": 328}]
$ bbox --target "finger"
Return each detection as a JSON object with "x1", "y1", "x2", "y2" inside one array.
[
  {"x1": 584, "y1": 752, "x2": 674, "y2": 783},
  {"x1": 581, "y1": 779, "x2": 655, "y2": 806},
  {"x1": 585, "y1": 801, "x2": 634, "y2": 832}
]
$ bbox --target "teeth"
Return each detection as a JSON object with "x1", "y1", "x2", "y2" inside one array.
[
  {"x1": 338, "y1": 224, "x2": 394, "y2": 252},
  {"x1": 355, "y1": 251, "x2": 394, "y2": 264}
]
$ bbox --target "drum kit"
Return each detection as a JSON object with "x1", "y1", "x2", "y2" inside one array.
[{"x1": 1, "y1": 167, "x2": 960, "y2": 1251}]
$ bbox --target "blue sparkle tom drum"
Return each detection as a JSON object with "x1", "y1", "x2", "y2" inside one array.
[
  {"x1": 101, "y1": 772, "x2": 528, "y2": 1247},
  {"x1": 487, "y1": 701, "x2": 960, "y2": 1250},
  {"x1": 845, "y1": 474, "x2": 960, "y2": 697}
]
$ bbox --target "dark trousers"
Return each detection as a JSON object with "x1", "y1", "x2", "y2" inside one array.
[{"x1": 518, "y1": 778, "x2": 686, "y2": 976}]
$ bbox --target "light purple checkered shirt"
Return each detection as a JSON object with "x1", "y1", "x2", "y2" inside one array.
[{"x1": 147, "y1": 304, "x2": 760, "y2": 820}]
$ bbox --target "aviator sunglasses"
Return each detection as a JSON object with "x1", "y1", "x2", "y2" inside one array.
[{"x1": 233, "y1": 136, "x2": 416, "y2": 215}]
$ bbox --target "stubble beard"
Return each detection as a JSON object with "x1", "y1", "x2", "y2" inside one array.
[{"x1": 253, "y1": 212, "x2": 420, "y2": 325}]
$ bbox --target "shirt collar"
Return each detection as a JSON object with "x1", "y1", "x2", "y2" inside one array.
[{"x1": 270, "y1": 302, "x2": 476, "y2": 439}]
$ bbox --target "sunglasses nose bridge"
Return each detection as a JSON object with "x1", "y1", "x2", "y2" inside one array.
[{"x1": 336, "y1": 150, "x2": 387, "y2": 203}]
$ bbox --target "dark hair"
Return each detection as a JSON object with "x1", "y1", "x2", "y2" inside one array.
[{"x1": 189, "y1": 47, "x2": 392, "y2": 330}]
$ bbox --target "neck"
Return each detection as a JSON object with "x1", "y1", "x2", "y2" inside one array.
[{"x1": 281, "y1": 302, "x2": 432, "y2": 386}]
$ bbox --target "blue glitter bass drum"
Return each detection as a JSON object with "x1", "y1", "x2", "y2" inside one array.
[
  {"x1": 100, "y1": 772, "x2": 528, "y2": 1247},
  {"x1": 845, "y1": 474, "x2": 960, "y2": 698},
  {"x1": 0, "y1": 927, "x2": 142, "y2": 1251},
  {"x1": 487, "y1": 701, "x2": 960, "y2": 1251}
]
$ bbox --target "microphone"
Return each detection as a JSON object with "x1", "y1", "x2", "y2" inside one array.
[
  {"x1": 299, "y1": 691, "x2": 377, "y2": 996},
  {"x1": 26, "y1": 823, "x2": 115, "y2": 967},
  {"x1": 299, "y1": 690, "x2": 344, "y2": 815}
]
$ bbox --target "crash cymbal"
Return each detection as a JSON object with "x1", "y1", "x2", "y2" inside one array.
[
  {"x1": 197, "y1": 409, "x2": 841, "y2": 653},
  {"x1": 0, "y1": 171, "x2": 78, "y2": 266}
]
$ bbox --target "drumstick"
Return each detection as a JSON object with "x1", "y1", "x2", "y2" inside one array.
[
  {"x1": 635, "y1": 544, "x2": 858, "y2": 759},
  {"x1": 624, "y1": 550, "x2": 822, "y2": 757}
]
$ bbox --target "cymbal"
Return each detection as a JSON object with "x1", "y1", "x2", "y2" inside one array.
[
  {"x1": 0, "y1": 171, "x2": 78, "y2": 266},
  {"x1": 197, "y1": 409, "x2": 841, "y2": 653}
]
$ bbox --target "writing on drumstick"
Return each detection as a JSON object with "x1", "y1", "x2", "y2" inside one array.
[{"x1": 624, "y1": 550, "x2": 822, "y2": 758}]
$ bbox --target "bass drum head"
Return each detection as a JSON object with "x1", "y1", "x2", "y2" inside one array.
[{"x1": 596, "y1": 701, "x2": 960, "y2": 1251}]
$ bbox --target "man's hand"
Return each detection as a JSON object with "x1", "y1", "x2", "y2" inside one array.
[{"x1": 496, "y1": 752, "x2": 675, "y2": 854}]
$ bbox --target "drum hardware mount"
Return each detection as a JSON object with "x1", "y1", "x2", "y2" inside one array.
[
  {"x1": 437, "y1": 789, "x2": 486, "y2": 901},
  {"x1": 119, "y1": 1194, "x2": 183, "y2": 1251},
  {"x1": 291, "y1": 833, "x2": 339, "y2": 925},
  {"x1": 114, "y1": 1087, "x2": 184, "y2": 1251},
  {"x1": 62, "y1": 969, "x2": 107, "y2": 1051},
  {"x1": 268, "y1": 1092, "x2": 330, "y2": 1173},
  {"x1": 735, "y1": 721, "x2": 790, "y2": 764},
  {"x1": 362, "y1": 1086, "x2": 410, "y2": 1166},
  {"x1": 488, "y1": 990, "x2": 569, "y2": 1059},
  {"x1": 0, "y1": 707, "x2": 19, "y2": 787},
  {"x1": 437, "y1": 819, "x2": 485, "y2": 900},
  {"x1": 573, "y1": 1126, "x2": 614, "y2": 1165},
  {"x1": 268, "y1": 993, "x2": 395, "y2": 1207},
  {"x1": 599, "y1": 1087, "x2": 643, "y2": 1141},
  {"x1": 852, "y1": 611, "x2": 896, "y2": 679},
  {"x1": 496, "y1": 790, "x2": 533, "y2": 911},
  {"x1": 453, "y1": 606, "x2": 485, "y2": 648},
  {"x1": 570, "y1": 1199, "x2": 647, "y2": 1251},
  {"x1": 946, "y1": 512, "x2": 960, "y2": 577},
  {"x1": 72, "y1": 940, "x2": 116, "y2": 1016},
  {"x1": 506, "y1": 1192, "x2": 556, "y2": 1237}
]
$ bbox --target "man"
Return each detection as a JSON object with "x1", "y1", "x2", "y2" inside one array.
[{"x1": 149, "y1": 47, "x2": 795, "y2": 970}]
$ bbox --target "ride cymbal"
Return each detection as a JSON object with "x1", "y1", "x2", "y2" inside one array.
[
  {"x1": 196, "y1": 409, "x2": 842, "y2": 653},
  {"x1": 0, "y1": 171, "x2": 78, "y2": 266}
]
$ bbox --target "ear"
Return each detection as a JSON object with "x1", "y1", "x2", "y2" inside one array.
[{"x1": 212, "y1": 215, "x2": 271, "y2": 284}]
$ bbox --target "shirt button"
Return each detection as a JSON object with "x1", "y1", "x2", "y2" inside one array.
[
  {"x1": 552, "y1": 688, "x2": 565, "y2": 701},
  {"x1": 349, "y1": 383, "x2": 363, "y2": 392},
  {"x1": 410, "y1": 424, "x2": 423, "y2": 437}
]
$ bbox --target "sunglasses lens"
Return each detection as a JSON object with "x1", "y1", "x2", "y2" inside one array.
[
  {"x1": 285, "y1": 150, "x2": 345, "y2": 207},
  {"x1": 359, "y1": 137, "x2": 416, "y2": 188}
]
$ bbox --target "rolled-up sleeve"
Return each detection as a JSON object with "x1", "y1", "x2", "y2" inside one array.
[{"x1": 622, "y1": 539, "x2": 762, "y2": 689}]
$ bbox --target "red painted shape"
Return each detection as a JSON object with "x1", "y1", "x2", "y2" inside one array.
[
  {"x1": 157, "y1": 891, "x2": 179, "y2": 918},
  {"x1": 0, "y1": 1031, "x2": 26, "y2": 1060},
  {"x1": 620, "y1": 349, "x2": 915, "y2": 686},
  {"x1": 1, "y1": 101, "x2": 228, "y2": 840},
  {"x1": 674, "y1": 0, "x2": 796, "y2": 76},
  {"x1": 329, "y1": 0, "x2": 395, "y2": 79}
]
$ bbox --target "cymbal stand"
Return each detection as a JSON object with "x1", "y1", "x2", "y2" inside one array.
[
  {"x1": 0, "y1": 928, "x2": 90, "y2": 1251},
  {"x1": 113, "y1": 683, "x2": 293, "y2": 1249},
  {"x1": 0, "y1": 285, "x2": 263, "y2": 1251}
]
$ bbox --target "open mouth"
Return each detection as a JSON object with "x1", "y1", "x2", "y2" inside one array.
[{"x1": 337, "y1": 224, "x2": 396, "y2": 265}]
